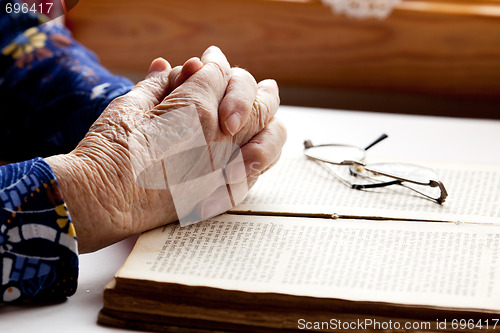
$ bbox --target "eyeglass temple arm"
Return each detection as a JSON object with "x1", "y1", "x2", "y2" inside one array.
[
  {"x1": 304, "y1": 135, "x2": 388, "y2": 151},
  {"x1": 353, "y1": 179, "x2": 448, "y2": 205},
  {"x1": 364, "y1": 133, "x2": 389, "y2": 151},
  {"x1": 352, "y1": 180, "x2": 401, "y2": 190}
]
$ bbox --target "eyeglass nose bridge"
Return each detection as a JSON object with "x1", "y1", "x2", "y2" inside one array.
[{"x1": 340, "y1": 160, "x2": 365, "y2": 166}]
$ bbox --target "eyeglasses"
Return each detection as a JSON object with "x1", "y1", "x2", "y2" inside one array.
[{"x1": 303, "y1": 134, "x2": 448, "y2": 204}]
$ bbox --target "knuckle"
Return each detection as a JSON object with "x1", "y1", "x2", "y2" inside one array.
[
  {"x1": 247, "y1": 142, "x2": 268, "y2": 167},
  {"x1": 260, "y1": 79, "x2": 280, "y2": 106},
  {"x1": 108, "y1": 95, "x2": 133, "y2": 109},
  {"x1": 207, "y1": 61, "x2": 229, "y2": 82},
  {"x1": 232, "y1": 97, "x2": 252, "y2": 115},
  {"x1": 232, "y1": 67, "x2": 255, "y2": 82},
  {"x1": 110, "y1": 95, "x2": 128, "y2": 106},
  {"x1": 169, "y1": 66, "x2": 182, "y2": 82},
  {"x1": 252, "y1": 98, "x2": 269, "y2": 130},
  {"x1": 193, "y1": 99, "x2": 216, "y2": 120},
  {"x1": 231, "y1": 66, "x2": 248, "y2": 76},
  {"x1": 260, "y1": 79, "x2": 279, "y2": 91},
  {"x1": 275, "y1": 119, "x2": 288, "y2": 141}
]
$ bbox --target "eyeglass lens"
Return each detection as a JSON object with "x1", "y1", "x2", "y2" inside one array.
[{"x1": 362, "y1": 163, "x2": 440, "y2": 185}]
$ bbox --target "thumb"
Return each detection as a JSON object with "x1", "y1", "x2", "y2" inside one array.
[{"x1": 124, "y1": 57, "x2": 173, "y2": 110}]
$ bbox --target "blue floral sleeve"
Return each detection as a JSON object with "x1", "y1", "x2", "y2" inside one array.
[
  {"x1": 0, "y1": 157, "x2": 78, "y2": 302},
  {"x1": 0, "y1": 1, "x2": 136, "y2": 302},
  {"x1": 0, "y1": 0, "x2": 134, "y2": 161}
]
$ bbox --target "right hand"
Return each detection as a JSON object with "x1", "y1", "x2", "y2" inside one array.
[{"x1": 47, "y1": 46, "x2": 286, "y2": 252}]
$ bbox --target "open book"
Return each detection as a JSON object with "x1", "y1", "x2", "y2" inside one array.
[
  {"x1": 233, "y1": 152, "x2": 500, "y2": 224},
  {"x1": 98, "y1": 151, "x2": 500, "y2": 332}
]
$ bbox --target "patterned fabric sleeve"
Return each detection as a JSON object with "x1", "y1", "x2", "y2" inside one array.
[
  {"x1": 0, "y1": 0, "x2": 134, "y2": 161},
  {"x1": 0, "y1": 157, "x2": 78, "y2": 303},
  {"x1": 0, "y1": 1, "x2": 136, "y2": 303}
]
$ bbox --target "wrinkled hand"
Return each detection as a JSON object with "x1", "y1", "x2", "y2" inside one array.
[{"x1": 46, "y1": 46, "x2": 286, "y2": 253}]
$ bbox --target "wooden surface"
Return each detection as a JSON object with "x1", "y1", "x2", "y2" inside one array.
[{"x1": 66, "y1": 0, "x2": 500, "y2": 117}]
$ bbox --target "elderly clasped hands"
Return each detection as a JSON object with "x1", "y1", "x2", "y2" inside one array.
[{"x1": 46, "y1": 46, "x2": 286, "y2": 253}]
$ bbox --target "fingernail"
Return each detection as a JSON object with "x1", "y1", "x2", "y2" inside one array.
[
  {"x1": 225, "y1": 114, "x2": 241, "y2": 136},
  {"x1": 147, "y1": 58, "x2": 168, "y2": 76}
]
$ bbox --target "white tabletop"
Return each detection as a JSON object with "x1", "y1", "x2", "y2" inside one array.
[{"x1": 1, "y1": 105, "x2": 500, "y2": 332}]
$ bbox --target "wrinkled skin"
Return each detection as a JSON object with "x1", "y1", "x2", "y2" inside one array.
[{"x1": 46, "y1": 46, "x2": 286, "y2": 253}]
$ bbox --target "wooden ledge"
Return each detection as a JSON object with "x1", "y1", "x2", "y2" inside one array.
[{"x1": 67, "y1": 0, "x2": 500, "y2": 118}]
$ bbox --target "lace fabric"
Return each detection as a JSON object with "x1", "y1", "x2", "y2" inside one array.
[{"x1": 321, "y1": 0, "x2": 401, "y2": 19}]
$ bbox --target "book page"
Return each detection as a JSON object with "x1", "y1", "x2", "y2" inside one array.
[
  {"x1": 118, "y1": 214, "x2": 500, "y2": 312},
  {"x1": 232, "y1": 151, "x2": 500, "y2": 224}
]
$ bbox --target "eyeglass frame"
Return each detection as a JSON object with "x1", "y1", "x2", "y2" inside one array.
[{"x1": 303, "y1": 135, "x2": 448, "y2": 205}]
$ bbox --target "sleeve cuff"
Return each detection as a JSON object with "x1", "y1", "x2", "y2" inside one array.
[{"x1": 0, "y1": 157, "x2": 78, "y2": 303}]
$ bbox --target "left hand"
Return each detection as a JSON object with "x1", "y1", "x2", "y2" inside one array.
[{"x1": 47, "y1": 46, "x2": 286, "y2": 253}]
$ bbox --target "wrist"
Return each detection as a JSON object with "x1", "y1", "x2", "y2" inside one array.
[
  {"x1": 45, "y1": 153, "x2": 114, "y2": 253},
  {"x1": 46, "y1": 146, "x2": 179, "y2": 253}
]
